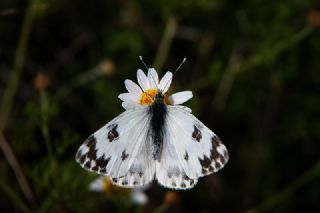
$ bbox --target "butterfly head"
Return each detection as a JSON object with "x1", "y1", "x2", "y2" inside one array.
[{"x1": 139, "y1": 88, "x2": 171, "y2": 106}]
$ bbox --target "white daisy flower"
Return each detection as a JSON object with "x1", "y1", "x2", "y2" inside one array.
[{"x1": 118, "y1": 68, "x2": 193, "y2": 110}]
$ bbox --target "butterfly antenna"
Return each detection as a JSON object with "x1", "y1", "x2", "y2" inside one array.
[
  {"x1": 173, "y1": 58, "x2": 186, "y2": 76},
  {"x1": 139, "y1": 56, "x2": 149, "y2": 70},
  {"x1": 139, "y1": 56, "x2": 159, "y2": 91},
  {"x1": 160, "y1": 58, "x2": 187, "y2": 93}
]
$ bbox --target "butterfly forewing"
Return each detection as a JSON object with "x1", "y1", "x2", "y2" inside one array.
[{"x1": 76, "y1": 107, "x2": 156, "y2": 188}]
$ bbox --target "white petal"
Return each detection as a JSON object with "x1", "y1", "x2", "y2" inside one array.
[
  {"x1": 137, "y1": 69, "x2": 150, "y2": 91},
  {"x1": 88, "y1": 177, "x2": 104, "y2": 192},
  {"x1": 122, "y1": 101, "x2": 140, "y2": 110},
  {"x1": 125, "y1": 80, "x2": 142, "y2": 97},
  {"x1": 118, "y1": 93, "x2": 139, "y2": 102},
  {"x1": 131, "y1": 190, "x2": 148, "y2": 205},
  {"x1": 159, "y1": 71, "x2": 172, "y2": 93},
  {"x1": 148, "y1": 68, "x2": 159, "y2": 89},
  {"x1": 173, "y1": 105, "x2": 192, "y2": 113},
  {"x1": 170, "y1": 91, "x2": 193, "y2": 105}
]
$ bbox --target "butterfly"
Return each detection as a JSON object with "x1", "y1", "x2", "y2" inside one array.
[{"x1": 76, "y1": 61, "x2": 229, "y2": 190}]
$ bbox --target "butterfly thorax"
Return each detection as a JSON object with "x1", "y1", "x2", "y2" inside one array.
[{"x1": 149, "y1": 92, "x2": 167, "y2": 161}]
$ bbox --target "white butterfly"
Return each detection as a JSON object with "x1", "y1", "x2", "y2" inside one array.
[{"x1": 76, "y1": 64, "x2": 229, "y2": 190}]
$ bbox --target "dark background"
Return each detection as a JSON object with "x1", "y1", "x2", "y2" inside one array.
[{"x1": 0, "y1": 0, "x2": 320, "y2": 212}]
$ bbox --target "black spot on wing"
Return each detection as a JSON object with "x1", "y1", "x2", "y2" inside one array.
[
  {"x1": 121, "y1": 150, "x2": 129, "y2": 161},
  {"x1": 107, "y1": 124, "x2": 119, "y2": 142},
  {"x1": 183, "y1": 174, "x2": 191, "y2": 181},
  {"x1": 212, "y1": 135, "x2": 229, "y2": 164},
  {"x1": 201, "y1": 168, "x2": 206, "y2": 174},
  {"x1": 129, "y1": 166, "x2": 144, "y2": 178},
  {"x1": 211, "y1": 135, "x2": 224, "y2": 162},
  {"x1": 192, "y1": 125, "x2": 202, "y2": 142},
  {"x1": 84, "y1": 161, "x2": 91, "y2": 168},
  {"x1": 199, "y1": 155, "x2": 211, "y2": 169},
  {"x1": 199, "y1": 135, "x2": 228, "y2": 174},
  {"x1": 166, "y1": 172, "x2": 197, "y2": 189},
  {"x1": 96, "y1": 156, "x2": 111, "y2": 169},
  {"x1": 85, "y1": 156, "x2": 111, "y2": 174},
  {"x1": 76, "y1": 135, "x2": 97, "y2": 163},
  {"x1": 78, "y1": 153, "x2": 86, "y2": 164},
  {"x1": 91, "y1": 165, "x2": 99, "y2": 171},
  {"x1": 76, "y1": 136, "x2": 100, "y2": 169},
  {"x1": 85, "y1": 135, "x2": 96, "y2": 147},
  {"x1": 215, "y1": 161, "x2": 221, "y2": 169},
  {"x1": 111, "y1": 165, "x2": 148, "y2": 187},
  {"x1": 184, "y1": 151, "x2": 189, "y2": 161},
  {"x1": 164, "y1": 170, "x2": 197, "y2": 189},
  {"x1": 86, "y1": 136, "x2": 97, "y2": 160}
]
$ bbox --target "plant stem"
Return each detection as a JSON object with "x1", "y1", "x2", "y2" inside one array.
[
  {"x1": 40, "y1": 90, "x2": 53, "y2": 161},
  {"x1": 0, "y1": 177, "x2": 32, "y2": 213},
  {"x1": 213, "y1": 26, "x2": 313, "y2": 111},
  {"x1": 153, "y1": 16, "x2": 178, "y2": 71},
  {"x1": 55, "y1": 64, "x2": 106, "y2": 100},
  {"x1": 246, "y1": 160, "x2": 320, "y2": 213},
  {"x1": 0, "y1": 132, "x2": 35, "y2": 203},
  {"x1": 0, "y1": 0, "x2": 40, "y2": 130}
]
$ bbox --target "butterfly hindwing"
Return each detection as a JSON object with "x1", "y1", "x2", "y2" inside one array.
[
  {"x1": 155, "y1": 106, "x2": 229, "y2": 189},
  {"x1": 76, "y1": 107, "x2": 156, "y2": 188},
  {"x1": 155, "y1": 137, "x2": 198, "y2": 189}
]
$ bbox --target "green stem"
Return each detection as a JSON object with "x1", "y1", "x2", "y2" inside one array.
[
  {"x1": 55, "y1": 65, "x2": 104, "y2": 100},
  {"x1": 0, "y1": 177, "x2": 32, "y2": 213},
  {"x1": 213, "y1": 26, "x2": 313, "y2": 110},
  {"x1": 153, "y1": 16, "x2": 178, "y2": 71},
  {"x1": 243, "y1": 26, "x2": 313, "y2": 70},
  {"x1": 40, "y1": 90, "x2": 53, "y2": 161},
  {"x1": 0, "y1": 0, "x2": 41, "y2": 130},
  {"x1": 246, "y1": 160, "x2": 320, "y2": 213}
]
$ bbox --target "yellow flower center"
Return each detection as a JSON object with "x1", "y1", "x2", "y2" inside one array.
[
  {"x1": 139, "y1": 89, "x2": 157, "y2": 105},
  {"x1": 101, "y1": 177, "x2": 130, "y2": 195}
]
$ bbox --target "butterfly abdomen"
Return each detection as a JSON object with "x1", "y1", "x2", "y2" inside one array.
[{"x1": 150, "y1": 92, "x2": 167, "y2": 161}]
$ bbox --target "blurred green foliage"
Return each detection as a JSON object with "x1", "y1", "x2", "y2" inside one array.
[{"x1": 0, "y1": 0, "x2": 320, "y2": 212}]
